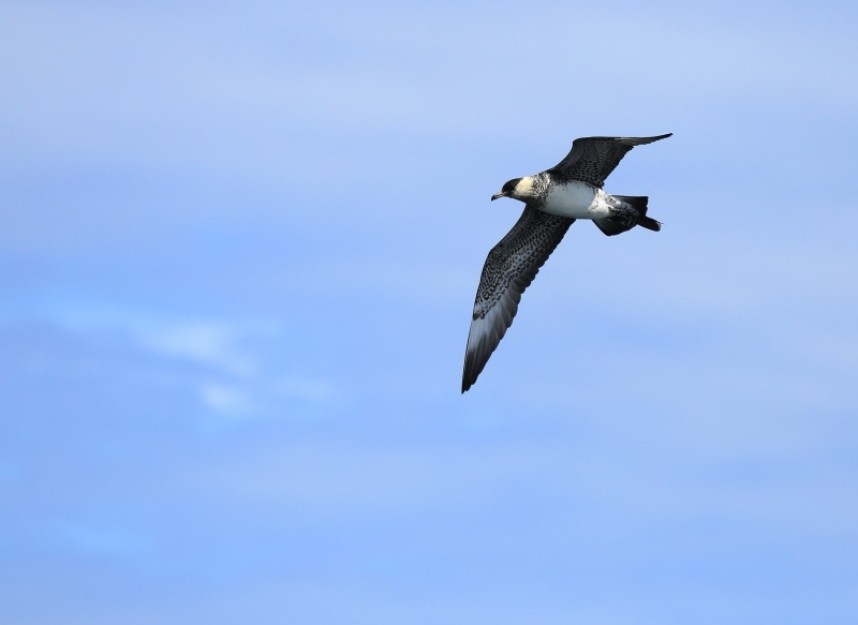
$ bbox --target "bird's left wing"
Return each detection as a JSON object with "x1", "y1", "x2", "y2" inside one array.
[
  {"x1": 462, "y1": 206, "x2": 574, "y2": 392},
  {"x1": 549, "y1": 133, "x2": 672, "y2": 187}
]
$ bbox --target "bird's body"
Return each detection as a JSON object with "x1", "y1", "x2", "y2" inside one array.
[
  {"x1": 462, "y1": 133, "x2": 672, "y2": 393},
  {"x1": 542, "y1": 179, "x2": 610, "y2": 219}
]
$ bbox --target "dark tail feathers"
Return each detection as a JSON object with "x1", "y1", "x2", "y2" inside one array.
[{"x1": 614, "y1": 195, "x2": 661, "y2": 232}]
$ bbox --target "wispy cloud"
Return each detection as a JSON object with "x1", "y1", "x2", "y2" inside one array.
[
  {"x1": 200, "y1": 382, "x2": 257, "y2": 417},
  {"x1": 137, "y1": 320, "x2": 256, "y2": 377},
  {"x1": 13, "y1": 302, "x2": 341, "y2": 421}
]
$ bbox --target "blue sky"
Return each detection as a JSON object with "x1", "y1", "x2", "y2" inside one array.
[{"x1": 2, "y1": 1, "x2": 858, "y2": 623}]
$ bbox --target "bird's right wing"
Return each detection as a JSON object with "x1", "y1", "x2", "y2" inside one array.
[
  {"x1": 549, "y1": 134, "x2": 672, "y2": 187},
  {"x1": 462, "y1": 206, "x2": 575, "y2": 392}
]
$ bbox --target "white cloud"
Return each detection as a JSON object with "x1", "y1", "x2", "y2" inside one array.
[
  {"x1": 34, "y1": 303, "x2": 343, "y2": 418},
  {"x1": 138, "y1": 321, "x2": 256, "y2": 378},
  {"x1": 52, "y1": 306, "x2": 263, "y2": 377},
  {"x1": 200, "y1": 382, "x2": 256, "y2": 417}
]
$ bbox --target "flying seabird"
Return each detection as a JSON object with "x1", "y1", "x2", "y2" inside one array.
[{"x1": 461, "y1": 133, "x2": 672, "y2": 393}]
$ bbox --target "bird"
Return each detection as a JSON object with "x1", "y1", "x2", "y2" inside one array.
[{"x1": 461, "y1": 133, "x2": 672, "y2": 393}]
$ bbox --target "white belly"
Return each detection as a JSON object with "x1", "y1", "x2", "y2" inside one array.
[{"x1": 541, "y1": 181, "x2": 611, "y2": 220}]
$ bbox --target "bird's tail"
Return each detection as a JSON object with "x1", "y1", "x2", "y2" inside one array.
[
  {"x1": 593, "y1": 195, "x2": 661, "y2": 236},
  {"x1": 615, "y1": 195, "x2": 661, "y2": 231}
]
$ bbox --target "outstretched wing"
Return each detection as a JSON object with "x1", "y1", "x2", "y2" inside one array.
[
  {"x1": 462, "y1": 207, "x2": 575, "y2": 392},
  {"x1": 549, "y1": 133, "x2": 672, "y2": 187}
]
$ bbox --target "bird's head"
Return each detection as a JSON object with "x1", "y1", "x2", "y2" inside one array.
[{"x1": 491, "y1": 176, "x2": 536, "y2": 202}]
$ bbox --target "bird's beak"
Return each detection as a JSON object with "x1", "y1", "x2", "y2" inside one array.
[{"x1": 491, "y1": 191, "x2": 505, "y2": 201}]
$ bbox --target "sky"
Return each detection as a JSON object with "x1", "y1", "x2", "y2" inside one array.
[{"x1": 2, "y1": 1, "x2": 858, "y2": 623}]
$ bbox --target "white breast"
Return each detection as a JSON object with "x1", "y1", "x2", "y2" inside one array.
[{"x1": 542, "y1": 181, "x2": 610, "y2": 220}]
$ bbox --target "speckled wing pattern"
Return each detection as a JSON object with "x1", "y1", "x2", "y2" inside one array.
[
  {"x1": 462, "y1": 206, "x2": 575, "y2": 392},
  {"x1": 548, "y1": 134, "x2": 672, "y2": 187}
]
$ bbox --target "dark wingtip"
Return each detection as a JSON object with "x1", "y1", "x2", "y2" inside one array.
[
  {"x1": 461, "y1": 365, "x2": 476, "y2": 393},
  {"x1": 642, "y1": 133, "x2": 672, "y2": 144}
]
